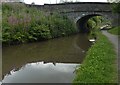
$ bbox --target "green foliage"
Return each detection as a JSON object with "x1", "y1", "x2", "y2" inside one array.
[
  {"x1": 73, "y1": 32, "x2": 117, "y2": 83},
  {"x1": 28, "y1": 24, "x2": 52, "y2": 41},
  {"x1": 108, "y1": 26, "x2": 120, "y2": 35},
  {"x1": 112, "y1": 2, "x2": 120, "y2": 13},
  {"x1": 87, "y1": 16, "x2": 104, "y2": 39},
  {"x1": 2, "y1": 3, "x2": 78, "y2": 45},
  {"x1": 73, "y1": 16, "x2": 117, "y2": 83}
]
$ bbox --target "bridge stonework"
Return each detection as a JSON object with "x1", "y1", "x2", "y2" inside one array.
[{"x1": 27, "y1": 2, "x2": 119, "y2": 27}]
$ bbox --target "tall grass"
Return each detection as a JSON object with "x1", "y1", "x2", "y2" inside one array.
[{"x1": 2, "y1": 2, "x2": 78, "y2": 45}]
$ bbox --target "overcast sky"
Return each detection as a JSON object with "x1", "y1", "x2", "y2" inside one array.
[{"x1": 24, "y1": 0, "x2": 108, "y2": 5}]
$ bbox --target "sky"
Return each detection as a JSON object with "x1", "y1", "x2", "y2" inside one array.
[{"x1": 23, "y1": 0, "x2": 108, "y2": 5}]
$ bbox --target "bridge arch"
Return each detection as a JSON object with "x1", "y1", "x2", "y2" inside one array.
[
  {"x1": 28, "y1": 2, "x2": 119, "y2": 27},
  {"x1": 75, "y1": 13, "x2": 109, "y2": 33}
]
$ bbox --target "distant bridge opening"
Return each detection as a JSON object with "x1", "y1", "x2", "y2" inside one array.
[{"x1": 76, "y1": 14, "x2": 102, "y2": 33}]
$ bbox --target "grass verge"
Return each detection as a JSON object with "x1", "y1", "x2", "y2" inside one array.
[
  {"x1": 108, "y1": 26, "x2": 120, "y2": 35},
  {"x1": 73, "y1": 32, "x2": 117, "y2": 83}
]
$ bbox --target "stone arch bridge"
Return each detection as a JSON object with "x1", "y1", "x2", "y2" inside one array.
[{"x1": 27, "y1": 2, "x2": 119, "y2": 32}]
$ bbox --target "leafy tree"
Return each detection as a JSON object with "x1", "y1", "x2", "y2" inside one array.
[
  {"x1": 107, "y1": 0, "x2": 120, "y2": 13},
  {"x1": 112, "y1": 2, "x2": 120, "y2": 13}
]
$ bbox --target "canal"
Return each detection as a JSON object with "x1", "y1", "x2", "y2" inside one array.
[{"x1": 2, "y1": 33, "x2": 91, "y2": 83}]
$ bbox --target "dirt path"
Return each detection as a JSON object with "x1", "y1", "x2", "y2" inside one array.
[{"x1": 102, "y1": 30, "x2": 119, "y2": 82}]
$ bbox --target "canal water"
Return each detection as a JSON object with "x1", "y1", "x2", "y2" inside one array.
[{"x1": 2, "y1": 33, "x2": 91, "y2": 83}]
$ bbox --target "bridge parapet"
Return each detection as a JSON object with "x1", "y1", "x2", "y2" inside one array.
[
  {"x1": 26, "y1": 2, "x2": 119, "y2": 26},
  {"x1": 27, "y1": 2, "x2": 112, "y2": 13}
]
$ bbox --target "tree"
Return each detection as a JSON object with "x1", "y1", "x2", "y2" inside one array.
[
  {"x1": 112, "y1": 2, "x2": 120, "y2": 13},
  {"x1": 107, "y1": 0, "x2": 120, "y2": 13}
]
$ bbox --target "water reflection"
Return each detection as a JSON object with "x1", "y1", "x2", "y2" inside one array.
[
  {"x1": 2, "y1": 34, "x2": 91, "y2": 83},
  {"x1": 3, "y1": 62, "x2": 79, "y2": 83}
]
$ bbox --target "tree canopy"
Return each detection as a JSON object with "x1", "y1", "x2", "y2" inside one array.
[{"x1": 112, "y1": 2, "x2": 120, "y2": 13}]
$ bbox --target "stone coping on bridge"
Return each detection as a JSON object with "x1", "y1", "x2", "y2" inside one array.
[
  {"x1": 26, "y1": 2, "x2": 111, "y2": 6},
  {"x1": 44, "y1": 2, "x2": 111, "y2": 5}
]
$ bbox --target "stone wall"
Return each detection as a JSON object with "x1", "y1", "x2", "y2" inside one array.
[
  {"x1": 27, "y1": 2, "x2": 119, "y2": 26},
  {"x1": 27, "y1": 2, "x2": 112, "y2": 13}
]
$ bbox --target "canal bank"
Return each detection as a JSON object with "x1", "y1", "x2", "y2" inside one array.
[
  {"x1": 73, "y1": 32, "x2": 118, "y2": 83},
  {"x1": 2, "y1": 3, "x2": 78, "y2": 45},
  {"x1": 102, "y1": 30, "x2": 119, "y2": 83}
]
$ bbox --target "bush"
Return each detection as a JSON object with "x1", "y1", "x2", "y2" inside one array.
[
  {"x1": 2, "y1": 3, "x2": 78, "y2": 45},
  {"x1": 28, "y1": 24, "x2": 52, "y2": 41}
]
